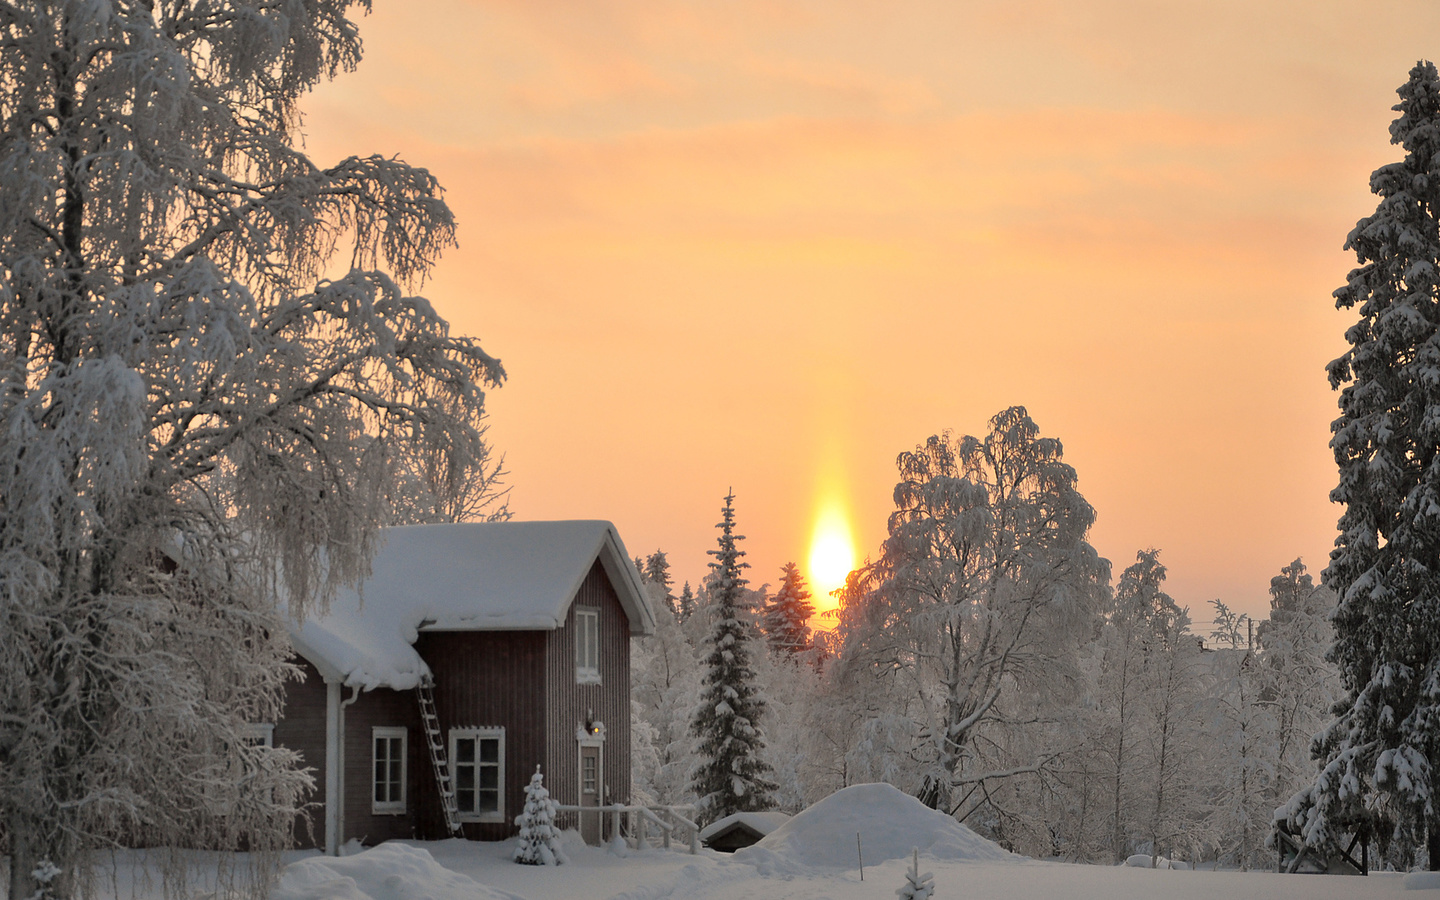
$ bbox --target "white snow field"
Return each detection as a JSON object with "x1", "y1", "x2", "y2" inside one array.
[{"x1": 75, "y1": 784, "x2": 1416, "y2": 900}]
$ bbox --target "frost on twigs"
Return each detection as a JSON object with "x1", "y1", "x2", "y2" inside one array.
[
  {"x1": 514, "y1": 767, "x2": 566, "y2": 866},
  {"x1": 0, "y1": 3, "x2": 502, "y2": 899},
  {"x1": 833, "y1": 407, "x2": 1106, "y2": 818}
]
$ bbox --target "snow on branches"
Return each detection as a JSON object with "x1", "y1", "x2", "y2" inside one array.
[
  {"x1": 1306, "y1": 59, "x2": 1440, "y2": 868},
  {"x1": 689, "y1": 491, "x2": 778, "y2": 825},
  {"x1": 0, "y1": 4, "x2": 502, "y2": 898}
]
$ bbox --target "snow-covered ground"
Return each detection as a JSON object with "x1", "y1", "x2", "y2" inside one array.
[{"x1": 73, "y1": 783, "x2": 1425, "y2": 900}]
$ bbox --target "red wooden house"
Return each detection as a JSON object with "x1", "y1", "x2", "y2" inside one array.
[{"x1": 270, "y1": 520, "x2": 655, "y2": 854}]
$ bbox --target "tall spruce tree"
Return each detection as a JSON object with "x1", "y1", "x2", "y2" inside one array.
[
  {"x1": 1300, "y1": 60, "x2": 1440, "y2": 868},
  {"x1": 644, "y1": 550, "x2": 678, "y2": 616},
  {"x1": 689, "y1": 491, "x2": 777, "y2": 823},
  {"x1": 761, "y1": 562, "x2": 816, "y2": 656},
  {"x1": 678, "y1": 581, "x2": 697, "y2": 621}
]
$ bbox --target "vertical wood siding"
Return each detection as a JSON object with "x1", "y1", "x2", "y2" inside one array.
[
  {"x1": 277, "y1": 554, "x2": 637, "y2": 849},
  {"x1": 414, "y1": 630, "x2": 547, "y2": 841},
  {"x1": 545, "y1": 560, "x2": 633, "y2": 834},
  {"x1": 341, "y1": 685, "x2": 422, "y2": 846},
  {"x1": 273, "y1": 658, "x2": 328, "y2": 850}
]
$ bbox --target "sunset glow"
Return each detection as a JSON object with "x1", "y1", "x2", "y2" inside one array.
[
  {"x1": 807, "y1": 502, "x2": 856, "y2": 613},
  {"x1": 298, "y1": 1, "x2": 1440, "y2": 621}
]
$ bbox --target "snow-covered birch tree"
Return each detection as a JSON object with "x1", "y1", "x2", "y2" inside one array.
[
  {"x1": 845, "y1": 407, "x2": 1107, "y2": 814},
  {"x1": 689, "y1": 491, "x2": 777, "y2": 824},
  {"x1": 0, "y1": 3, "x2": 501, "y2": 898},
  {"x1": 632, "y1": 578, "x2": 701, "y2": 806},
  {"x1": 1097, "y1": 549, "x2": 1183, "y2": 862},
  {"x1": 1287, "y1": 60, "x2": 1440, "y2": 869},
  {"x1": 1254, "y1": 561, "x2": 1338, "y2": 815}
]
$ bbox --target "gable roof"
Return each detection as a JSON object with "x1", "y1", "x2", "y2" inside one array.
[{"x1": 289, "y1": 520, "x2": 654, "y2": 690}]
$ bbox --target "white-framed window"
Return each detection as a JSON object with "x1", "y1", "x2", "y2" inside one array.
[
  {"x1": 372, "y1": 726, "x2": 407, "y2": 814},
  {"x1": 241, "y1": 723, "x2": 274, "y2": 747},
  {"x1": 450, "y1": 727, "x2": 504, "y2": 822},
  {"x1": 582, "y1": 752, "x2": 598, "y2": 795},
  {"x1": 576, "y1": 607, "x2": 600, "y2": 684}
]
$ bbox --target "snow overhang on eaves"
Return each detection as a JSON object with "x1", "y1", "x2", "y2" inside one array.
[{"x1": 597, "y1": 524, "x2": 656, "y2": 636}]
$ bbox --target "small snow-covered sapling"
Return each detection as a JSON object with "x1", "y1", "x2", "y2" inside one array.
[
  {"x1": 514, "y1": 765, "x2": 567, "y2": 865},
  {"x1": 896, "y1": 848, "x2": 935, "y2": 900}
]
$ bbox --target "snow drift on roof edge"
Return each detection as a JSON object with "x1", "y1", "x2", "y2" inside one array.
[
  {"x1": 733, "y1": 783, "x2": 1014, "y2": 875},
  {"x1": 288, "y1": 521, "x2": 639, "y2": 691}
]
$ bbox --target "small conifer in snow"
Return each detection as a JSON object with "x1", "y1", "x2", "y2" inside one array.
[
  {"x1": 690, "y1": 491, "x2": 778, "y2": 824},
  {"x1": 514, "y1": 766, "x2": 566, "y2": 865},
  {"x1": 897, "y1": 849, "x2": 935, "y2": 900}
]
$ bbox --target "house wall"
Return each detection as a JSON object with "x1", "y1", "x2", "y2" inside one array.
[
  {"x1": 414, "y1": 630, "x2": 548, "y2": 841},
  {"x1": 273, "y1": 658, "x2": 329, "y2": 850},
  {"x1": 544, "y1": 560, "x2": 633, "y2": 833},
  {"x1": 341, "y1": 685, "x2": 423, "y2": 846},
  {"x1": 278, "y1": 555, "x2": 639, "y2": 850}
]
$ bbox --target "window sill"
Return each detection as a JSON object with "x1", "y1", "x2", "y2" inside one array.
[
  {"x1": 576, "y1": 670, "x2": 601, "y2": 686},
  {"x1": 457, "y1": 813, "x2": 505, "y2": 824},
  {"x1": 371, "y1": 806, "x2": 406, "y2": 816}
]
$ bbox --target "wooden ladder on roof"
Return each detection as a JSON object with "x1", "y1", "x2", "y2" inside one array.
[{"x1": 417, "y1": 679, "x2": 463, "y2": 837}]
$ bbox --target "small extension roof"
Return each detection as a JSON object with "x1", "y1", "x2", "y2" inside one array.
[{"x1": 290, "y1": 520, "x2": 654, "y2": 691}]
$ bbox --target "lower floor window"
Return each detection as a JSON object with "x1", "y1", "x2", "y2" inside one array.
[
  {"x1": 451, "y1": 727, "x2": 504, "y2": 821},
  {"x1": 372, "y1": 726, "x2": 407, "y2": 813}
]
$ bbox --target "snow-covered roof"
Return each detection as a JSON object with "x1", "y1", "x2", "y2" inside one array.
[
  {"x1": 289, "y1": 520, "x2": 654, "y2": 691},
  {"x1": 699, "y1": 812, "x2": 791, "y2": 843}
]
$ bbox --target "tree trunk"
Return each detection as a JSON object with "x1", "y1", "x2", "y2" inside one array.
[
  {"x1": 1111, "y1": 652, "x2": 1129, "y2": 864},
  {"x1": 8, "y1": 810, "x2": 34, "y2": 900},
  {"x1": 1428, "y1": 814, "x2": 1440, "y2": 871}
]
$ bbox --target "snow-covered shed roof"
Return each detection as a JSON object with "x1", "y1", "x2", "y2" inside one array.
[
  {"x1": 289, "y1": 520, "x2": 654, "y2": 691},
  {"x1": 699, "y1": 812, "x2": 792, "y2": 844}
]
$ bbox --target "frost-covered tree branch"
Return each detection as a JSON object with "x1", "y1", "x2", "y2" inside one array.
[{"x1": 0, "y1": 3, "x2": 503, "y2": 898}]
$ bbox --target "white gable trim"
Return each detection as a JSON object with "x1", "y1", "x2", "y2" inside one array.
[{"x1": 594, "y1": 525, "x2": 656, "y2": 636}]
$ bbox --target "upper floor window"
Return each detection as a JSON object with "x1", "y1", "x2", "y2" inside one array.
[
  {"x1": 576, "y1": 607, "x2": 600, "y2": 684},
  {"x1": 240, "y1": 723, "x2": 273, "y2": 747},
  {"x1": 451, "y1": 727, "x2": 504, "y2": 822},
  {"x1": 372, "y1": 726, "x2": 407, "y2": 814}
]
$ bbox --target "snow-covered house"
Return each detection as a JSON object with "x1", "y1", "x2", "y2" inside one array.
[{"x1": 272, "y1": 521, "x2": 656, "y2": 853}]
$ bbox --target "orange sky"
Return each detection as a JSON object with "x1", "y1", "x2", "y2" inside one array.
[{"x1": 302, "y1": 0, "x2": 1440, "y2": 623}]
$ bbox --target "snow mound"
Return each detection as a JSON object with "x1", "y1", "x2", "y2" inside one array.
[
  {"x1": 733, "y1": 783, "x2": 1013, "y2": 874},
  {"x1": 1405, "y1": 871, "x2": 1440, "y2": 890},
  {"x1": 1123, "y1": 854, "x2": 1188, "y2": 870},
  {"x1": 272, "y1": 843, "x2": 515, "y2": 900}
]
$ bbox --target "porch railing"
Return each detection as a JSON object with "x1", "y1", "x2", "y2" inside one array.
[{"x1": 553, "y1": 804, "x2": 700, "y2": 854}]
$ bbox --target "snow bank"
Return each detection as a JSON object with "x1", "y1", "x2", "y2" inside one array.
[
  {"x1": 1405, "y1": 871, "x2": 1440, "y2": 890},
  {"x1": 1123, "y1": 854, "x2": 1188, "y2": 870},
  {"x1": 271, "y1": 843, "x2": 516, "y2": 900},
  {"x1": 733, "y1": 783, "x2": 1013, "y2": 875}
]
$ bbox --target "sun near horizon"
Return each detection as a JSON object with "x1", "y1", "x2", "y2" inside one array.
[{"x1": 806, "y1": 498, "x2": 857, "y2": 621}]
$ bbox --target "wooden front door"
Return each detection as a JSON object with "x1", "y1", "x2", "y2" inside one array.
[{"x1": 580, "y1": 745, "x2": 601, "y2": 844}]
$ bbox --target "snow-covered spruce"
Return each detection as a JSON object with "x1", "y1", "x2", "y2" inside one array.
[
  {"x1": 514, "y1": 767, "x2": 566, "y2": 866},
  {"x1": 0, "y1": 4, "x2": 501, "y2": 900},
  {"x1": 897, "y1": 849, "x2": 935, "y2": 900},
  {"x1": 689, "y1": 491, "x2": 778, "y2": 824},
  {"x1": 760, "y1": 562, "x2": 816, "y2": 657},
  {"x1": 1299, "y1": 59, "x2": 1440, "y2": 868}
]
